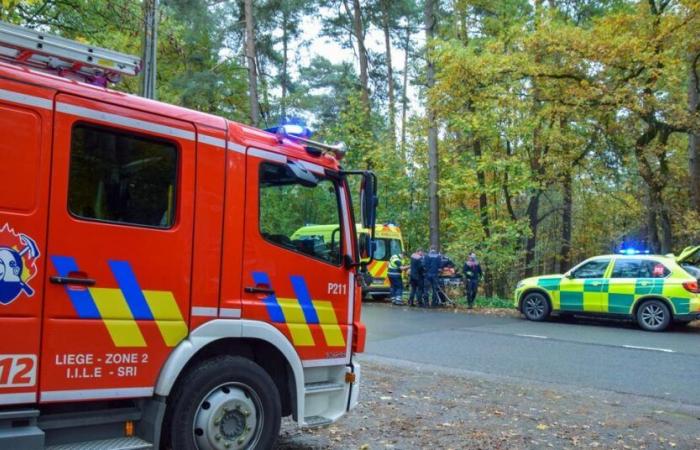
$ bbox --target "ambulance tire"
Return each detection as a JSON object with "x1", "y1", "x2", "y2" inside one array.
[
  {"x1": 521, "y1": 292, "x2": 550, "y2": 322},
  {"x1": 636, "y1": 299, "x2": 671, "y2": 332},
  {"x1": 165, "y1": 355, "x2": 281, "y2": 450}
]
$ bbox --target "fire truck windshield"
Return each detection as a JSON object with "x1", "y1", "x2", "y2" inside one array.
[{"x1": 259, "y1": 162, "x2": 344, "y2": 265}]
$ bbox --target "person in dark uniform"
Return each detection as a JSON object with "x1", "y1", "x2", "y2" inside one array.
[
  {"x1": 388, "y1": 252, "x2": 406, "y2": 305},
  {"x1": 462, "y1": 253, "x2": 483, "y2": 309},
  {"x1": 423, "y1": 247, "x2": 441, "y2": 307},
  {"x1": 408, "y1": 249, "x2": 425, "y2": 307}
]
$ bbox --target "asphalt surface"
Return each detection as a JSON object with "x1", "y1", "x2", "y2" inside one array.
[{"x1": 361, "y1": 303, "x2": 700, "y2": 407}]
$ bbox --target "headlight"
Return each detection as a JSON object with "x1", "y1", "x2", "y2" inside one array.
[{"x1": 516, "y1": 281, "x2": 524, "y2": 289}]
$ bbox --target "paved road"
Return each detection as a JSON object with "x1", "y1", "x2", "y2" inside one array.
[{"x1": 361, "y1": 303, "x2": 700, "y2": 406}]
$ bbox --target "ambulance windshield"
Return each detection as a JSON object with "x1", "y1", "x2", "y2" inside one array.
[{"x1": 373, "y1": 238, "x2": 402, "y2": 261}]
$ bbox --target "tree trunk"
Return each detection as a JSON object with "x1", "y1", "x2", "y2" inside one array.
[
  {"x1": 690, "y1": 50, "x2": 700, "y2": 213},
  {"x1": 473, "y1": 139, "x2": 490, "y2": 239},
  {"x1": 424, "y1": 0, "x2": 440, "y2": 251},
  {"x1": 525, "y1": 0, "x2": 544, "y2": 277},
  {"x1": 244, "y1": 0, "x2": 260, "y2": 126},
  {"x1": 646, "y1": 189, "x2": 661, "y2": 253},
  {"x1": 400, "y1": 26, "x2": 410, "y2": 160},
  {"x1": 349, "y1": 0, "x2": 370, "y2": 114},
  {"x1": 658, "y1": 202, "x2": 673, "y2": 253},
  {"x1": 380, "y1": 0, "x2": 396, "y2": 147},
  {"x1": 281, "y1": 10, "x2": 289, "y2": 122},
  {"x1": 140, "y1": 0, "x2": 158, "y2": 100},
  {"x1": 635, "y1": 123, "x2": 675, "y2": 253},
  {"x1": 524, "y1": 193, "x2": 540, "y2": 277},
  {"x1": 560, "y1": 170, "x2": 573, "y2": 272},
  {"x1": 502, "y1": 140, "x2": 518, "y2": 221}
]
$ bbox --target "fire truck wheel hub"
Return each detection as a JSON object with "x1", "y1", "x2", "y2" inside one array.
[{"x1": 194, "y1": 382, "x2": 262, "y2": 450}]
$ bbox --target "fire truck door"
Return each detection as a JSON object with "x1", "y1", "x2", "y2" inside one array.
[
  {"x1": 241, "y1": 150, "x2": 355, "y2": 365},
  {"x1": 40, "y1": 94, "x2": 196, "y2": 402},
  {"x1": 0, "y1": 80, "x2": 54, "y2": 405}
]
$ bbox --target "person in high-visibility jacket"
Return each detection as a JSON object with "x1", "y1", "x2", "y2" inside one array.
[{"x1": 388, "y1": 252, "x2": 407, "y2": 305}]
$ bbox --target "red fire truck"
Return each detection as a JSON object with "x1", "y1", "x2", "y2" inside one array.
[{"x1": 0, "y1": 22, "x2": 375, "y2": 449}]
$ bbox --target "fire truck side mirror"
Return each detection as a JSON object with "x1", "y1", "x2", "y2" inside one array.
[{"x1": 360, "y1": 172, "x2": 377, "y2": 230}]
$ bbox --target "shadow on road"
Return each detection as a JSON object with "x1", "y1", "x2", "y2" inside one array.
[{"x1": 549, "y1": 314, "x2": 700, "y2": 334}]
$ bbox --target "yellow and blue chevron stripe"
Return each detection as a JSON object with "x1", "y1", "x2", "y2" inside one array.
[
  {"x1": 252, "y1": 272, "x2": 345, "y2": 348},
  {"x1": 51, "y1": 256, "x2": 187, "y2": 348}
]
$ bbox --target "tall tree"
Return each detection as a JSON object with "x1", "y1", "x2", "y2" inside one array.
[
  {"x1": 689, "y1": 44, "x2": 700, "y2": 213},
  {"x1": 379, "y1": 0, "x2": 396, "y2": 145},
  {"x1": 244, "y1": 0, "x2": 261, "y2": 126},
  {"x1": 400, "y1": 24, "x2": 411, "y2": 158},
  {"x1": 424, "y1": 0, "x2": 440, "y2": 250},
  {"x1": 345, "y1": 0, "x2": 370, "y2": 114},
  {"x1": 140, "y1": 0, "x2": 158, "y2": 99}
]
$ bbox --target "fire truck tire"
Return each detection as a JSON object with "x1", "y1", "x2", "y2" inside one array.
[{"x1": 165, "y1": 355, "x2": 281, "y2": 450}]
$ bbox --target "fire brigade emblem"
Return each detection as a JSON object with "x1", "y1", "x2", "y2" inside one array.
[{"x1": 0, "y1": 223, "x2": 40, "y2": 305}]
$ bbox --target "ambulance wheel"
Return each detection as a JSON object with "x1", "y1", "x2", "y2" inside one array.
[
  {"x1": 636, "y1": 299, "x2": 671, "y2": 332},
  {"x1": 522, "y1": 292, "x2": 550, "y2": 322},
  {"x1": 166, "y1": 355, "x2": 281, "y2": 450}
]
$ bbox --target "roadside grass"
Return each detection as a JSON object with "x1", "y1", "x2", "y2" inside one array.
[{"x1": 453, "y1": 295, "x2": 515, "y2": 309}]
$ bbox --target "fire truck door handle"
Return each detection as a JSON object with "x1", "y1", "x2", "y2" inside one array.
[
  {"x1": 245, "y1": 286, "x2": 275, "y2": 295},
  {"x1": 50, "y1": 276, "x2": 96, "y2": 287}
]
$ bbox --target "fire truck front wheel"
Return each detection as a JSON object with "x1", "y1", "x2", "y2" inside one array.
[{"x1": 165, "y1": 355, "x2": 282, "y2": 450}]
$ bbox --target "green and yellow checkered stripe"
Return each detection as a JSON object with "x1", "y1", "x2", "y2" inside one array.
[{"x1": 536, "y1": 277, "x2": 694, "y2": 315}]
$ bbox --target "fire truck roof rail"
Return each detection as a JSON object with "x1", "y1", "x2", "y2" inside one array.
[{"x1": 0, "y1": 21, "x2": 141, "y2": 85}]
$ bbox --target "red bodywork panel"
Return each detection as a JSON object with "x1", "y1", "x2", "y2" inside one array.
[{"x1": 0, "y1": 61, "x2": 360, "y2": 405}]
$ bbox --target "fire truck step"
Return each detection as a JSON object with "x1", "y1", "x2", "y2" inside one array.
[
  {"x1": 45, "y1": 436, "x2": 152, "y2": 450},
  {"x1": 304, "y1": 381, "x2": 345, "y2": 394},
  {"x1": 0, "y1": 408, "x2": 44, "y2": 450},
  {"x1": 39, "y1": 406, "x2": 142, "y2": 430},
  {"x1": 303, "y1": 415, "x2": 333, "y2": 428}
]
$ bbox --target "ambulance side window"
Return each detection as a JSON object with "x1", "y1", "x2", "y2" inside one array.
[
  {"x1": 570, "y1": 259, "x2": 610, "y2": 279},
  {"x1": 611, "y1": 259, "x2": 670, "y2": 278},
  {"x1": 611, "y1": 259, "x2": 641, "y2": 278},
  {"x1": 259, "y1": 162, "x2": 343, "y2": 265},
  {"x1": 67, "y1": 124, "x2": 178, "y2": 229}
]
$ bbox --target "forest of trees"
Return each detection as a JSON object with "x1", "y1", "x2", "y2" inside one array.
[{"x1": 2, "y1": 0, "x2": 699, "y2": 296}]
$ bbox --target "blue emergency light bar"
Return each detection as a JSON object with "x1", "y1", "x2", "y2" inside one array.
[
  {"x1": 618, "y1": 248, "x2": 650, "y2": 255},
  {"x1": 266, "y1": 123, "x2": 313, "y2": 138},
  {"x1": 266, "y1": 122, "x2": 347, "y2": 160}
]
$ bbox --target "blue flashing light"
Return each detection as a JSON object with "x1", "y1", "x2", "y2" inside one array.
[
  {"x1": 265, "y1": 118, "x2": 314, "y2": 139},
  {"x1": 619, "y1": 248, "x2": 639, "y2": 255}
]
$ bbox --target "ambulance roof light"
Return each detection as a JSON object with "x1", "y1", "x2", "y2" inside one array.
[{"x1": 618, "y1": 248, "x2": 650, "y2": 255}]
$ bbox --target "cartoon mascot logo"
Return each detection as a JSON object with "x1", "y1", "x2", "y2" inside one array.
[{"x1": 0, "y1": 224, "x2": 40, "y2": 305}]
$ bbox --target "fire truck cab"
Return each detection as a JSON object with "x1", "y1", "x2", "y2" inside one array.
[{"x1": 0, "y1": 22, "x2": 375, "y2": 450}]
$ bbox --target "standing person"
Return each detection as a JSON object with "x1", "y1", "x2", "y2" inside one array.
[
  {"x1": 462, "y1": 252, "x2": 483, "y2": 309},
  {"x1": 388, "y1": 252, "x2": 406, "y2": 305},
  {"x1": 408, "y1": 249, "x2": 425, "y2": 307},
  {"x1": 423, "y1": 247, "x2": 441, "y2": 307}
]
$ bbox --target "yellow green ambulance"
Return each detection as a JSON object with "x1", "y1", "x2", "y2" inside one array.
[
  {"x1": 359, "y1": 223, "x2": 404, "y2": 298},
  {"x1": 292, "y1": 223, "x2": 404, "y2": 299},
  {"x1": 514, "y1": 248, "x2": 700, "y2": 331}
]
